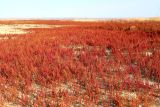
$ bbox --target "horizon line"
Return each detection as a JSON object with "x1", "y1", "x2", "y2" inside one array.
[{"x1": 0, "y1": 16, "x2": 159, "y2": 20}]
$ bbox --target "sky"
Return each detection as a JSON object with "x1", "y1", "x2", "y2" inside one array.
[{"x1": 0, "y1": 0, "x2": 159, "y2": 19}]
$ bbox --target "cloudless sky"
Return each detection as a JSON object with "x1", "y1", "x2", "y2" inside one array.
[{"x1": 0, "y1": 0, "x2": 159, "y2": 19}]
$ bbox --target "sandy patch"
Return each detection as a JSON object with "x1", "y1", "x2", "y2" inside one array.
[
  {"x1": 0, "y1": 27, "x2": 27, "y2": 35},
  {"x1": 0, "y1": 24, "x2": 72, "y2": 35},
  {"x1": 0, "y1": 24, "x2": 70, "y2": 29}
]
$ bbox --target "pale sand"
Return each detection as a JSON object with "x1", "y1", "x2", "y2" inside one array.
[{"x1": 0, "y1": 24, "x2": 71, "y2": 35}]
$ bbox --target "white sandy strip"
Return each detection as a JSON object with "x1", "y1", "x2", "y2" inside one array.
[
  {"x1": 0, "y1": 24, "x2": 72, "y2": 35},
  {"x1": 0, "y1": 27, "x2": 27, "y2": 35},
  {"x1": 0, "y1": 24, "x2": 71, "y2": 29}
]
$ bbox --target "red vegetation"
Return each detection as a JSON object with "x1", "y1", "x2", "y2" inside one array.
[{"x1": 0, "y1": 20, "x2": 160, "y2": 106}]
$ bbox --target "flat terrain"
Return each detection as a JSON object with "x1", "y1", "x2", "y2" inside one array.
[{"x1": 0, "y1": 20, "x2": 160, "y2": 107}]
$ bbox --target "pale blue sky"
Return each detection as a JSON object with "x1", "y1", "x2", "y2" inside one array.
[{"x1": 0, "y1": 0, "x2": 159, "y2": 18}]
